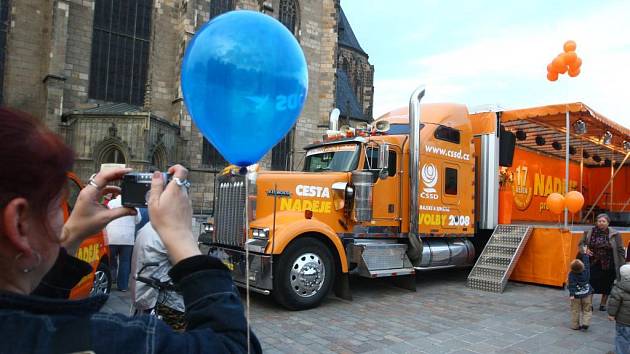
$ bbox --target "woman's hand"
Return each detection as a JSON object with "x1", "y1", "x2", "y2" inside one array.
[
  {"x1": 148, "y1": 165, "x2": 201, "y2": 264},
  {"x1": 61, "y1": 168, "x2": 137, "y2": 254},
  {"x1": 608, "y1": 315, "x2": 615, "y2": 321}
]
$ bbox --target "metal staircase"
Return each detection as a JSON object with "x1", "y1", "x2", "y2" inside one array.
[{"x1": 467, "y1": 224, "x2": 533, "y2": 292}]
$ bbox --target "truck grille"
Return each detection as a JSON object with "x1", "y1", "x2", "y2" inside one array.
[{"x1": 214, "y1": 174, "x2": 246, "y2": 248}]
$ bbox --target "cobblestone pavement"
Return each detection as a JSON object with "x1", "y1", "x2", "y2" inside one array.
[{"x1": 102, "y1": 269, "x2": 617, "y2": 354}]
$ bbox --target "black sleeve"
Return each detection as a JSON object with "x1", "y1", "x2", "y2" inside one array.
[
  {"x1": 168, "y1": 255, "x2": 228, "y2": 282},
  {"x1": 156, "y1": 255, "x2": 262, "y2": 353},
  {"x1": 31, "y1": 248, "x2": 92, "y2": 298},
  {"x1": 567, "y1": 273, "x2": 577, "y2": 296},
  {"x1": 580, "y1": 253, "x2": 590, "y2": 281}
]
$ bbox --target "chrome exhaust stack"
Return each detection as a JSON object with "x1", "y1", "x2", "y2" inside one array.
[{"x1": 407, "y1": 86, "x2": 425, "y2": 265}]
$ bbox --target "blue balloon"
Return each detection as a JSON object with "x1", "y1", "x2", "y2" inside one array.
[{"x1": 181, "y1": 11, "x2": 308, "y2": 167}]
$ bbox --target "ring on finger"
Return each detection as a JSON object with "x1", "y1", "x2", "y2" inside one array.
[
  {"x1": 87, "y1": 174, "x2": 103, "y2": 191},
  {"x1": 172, "y1": 177, "x2": 191, "y2": 189}
]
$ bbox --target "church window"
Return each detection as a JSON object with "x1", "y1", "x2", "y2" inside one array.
[
  {"x1": 0, "y1": 0, "x2": 9, "y2": 104},
  {"x1": 272, "y1": 0, "x2": 298, "y2": 171},
  {"x1": 89, "y1": 0, "x2": 152, "y2": 106},
  {"x1": 342, "y1": 58, "x2": 350, "y2": 73},
  {"x1": 101, "y1": 146, "x2": 126, "y2": 164},
  {"x1": 271, "y1": 129, "x2": 293, "y2": 171},
  {"x1": 202, "y1": 138, "x2": 228, "y2": 170},
  {"x1": 355, "y1": 68, "x2": 363, "y2": 103},
  {"x1": 279, "y1": 0, "x2": 298, "y2": 34},
  {"x1": 151, "y1": 147, "x2": 167, "y2": 171},
  {"x1": 210, "y1": 0, "x2": 235, "y2": 19}
]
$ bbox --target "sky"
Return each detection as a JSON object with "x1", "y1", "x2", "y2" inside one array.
[{"x1": 342, "y1": 0, "x2": 630, "y2": 128}]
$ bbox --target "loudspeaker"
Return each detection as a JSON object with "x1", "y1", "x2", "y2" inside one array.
[
  {"x1": 374, "y1": 120, "x2": 390, "y2": 133},
  {"x1": 499, "y1": 126, "x2": 516, "y2": 167},
  {"x1": 356, "y1": 122, "x2": 369, "y2": 131}
]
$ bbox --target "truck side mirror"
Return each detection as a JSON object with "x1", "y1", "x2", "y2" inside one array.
[{"x1": 377, "y1": 143, "x2": 389, "y2": 179}]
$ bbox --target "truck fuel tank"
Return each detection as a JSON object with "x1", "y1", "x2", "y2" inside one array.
[{"x1": 417, "y1": 238, "x2": 475, "y2": 268}]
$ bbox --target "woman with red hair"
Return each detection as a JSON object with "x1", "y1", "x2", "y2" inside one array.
[{"x1": 0, "y1": 108, "x2": 260, "y2": 353}]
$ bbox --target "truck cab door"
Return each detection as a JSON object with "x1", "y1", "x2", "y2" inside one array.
[{"x1": 364, "y1": 146, "x2": 401, "y2": 226}]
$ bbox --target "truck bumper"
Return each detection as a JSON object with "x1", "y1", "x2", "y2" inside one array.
[{"x1": 209, "y1": 244, "x2": 273, "y2": 294}]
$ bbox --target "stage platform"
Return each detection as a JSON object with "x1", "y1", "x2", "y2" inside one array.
[{"x1": 509, "y1": 224, "x2": 630, "y2": 287}]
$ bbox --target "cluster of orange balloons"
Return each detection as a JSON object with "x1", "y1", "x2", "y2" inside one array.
[
  {"x1": 546, "y1": 40, "x2": 582, "y2": 81},
  {"x1": 546, "y1": 191, "x2": 585, "y2": 214}
]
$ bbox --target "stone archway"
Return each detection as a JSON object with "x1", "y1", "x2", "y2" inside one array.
[
  {"x1": 149, "y1": 144, "x2": 168, "y2": 171},
  {"x1": 93, "y1": 124, "x2": 132, "y2": 170}
]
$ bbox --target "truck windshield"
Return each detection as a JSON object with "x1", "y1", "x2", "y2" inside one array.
[{"x1": 304, "y1": 144, "x2": 359, "y2": 172}]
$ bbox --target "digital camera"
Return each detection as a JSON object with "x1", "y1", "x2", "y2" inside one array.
[{"x1": 121, "y1": 172, "x2": 172, "y2": 208}]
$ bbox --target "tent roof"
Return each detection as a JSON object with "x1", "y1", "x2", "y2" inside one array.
[{"x1": 498, "y1": 102, "x2": 630, "y2": 167}]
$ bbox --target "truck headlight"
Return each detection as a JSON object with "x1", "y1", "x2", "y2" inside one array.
[
  {"x1": 199, "y1": 222, "x2": 214, "y2": 245},
  {"x1": 251, "y1": 227, "x2": 269, "y2": 240}
]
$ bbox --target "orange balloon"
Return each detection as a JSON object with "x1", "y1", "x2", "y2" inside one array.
[
  {"x1": 565, "y1": 191, "x2": 585, "y2": 213},
  {"x1": 552, "y1": 55, "x2": 566, "y2": 72},
  {"x1": 547, "y1": 71, "x2": 559, "y2": 81},
  {"x1": 568, "y1": 67, "x2": 580, "y2": 77},
  {"x1": 546, "y1": 193, "x2": 565, "y2": 214},
  {"x1": 564, "y1": 51, "x2": 578, "y2": 66},
  {"x1": 573, "y1": 57, "x2": 582, "y2": 69},
  {"x1": 564, "y1": 40, "x2": 577, "y2": 52},
  {"x1": 547, "y1": 63, "x2": 554, "y2": 73},
  {"x1": 557, "y1": 63, "x2": 568, "y2": 74}
]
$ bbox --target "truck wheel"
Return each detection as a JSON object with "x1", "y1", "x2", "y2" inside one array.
[
  {"x1": 90, "y1": 262, "x2": 111, "y2": 296},
  {"x1": 273, "y1": 238, "x2": 335, "y2": 310}
]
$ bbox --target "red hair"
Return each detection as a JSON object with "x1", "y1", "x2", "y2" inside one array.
[{"x1": 0, "y1": 108, "x2": 74, "y2": 223}]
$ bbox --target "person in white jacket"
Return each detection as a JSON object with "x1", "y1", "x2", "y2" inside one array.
[
  {"x1": 130, "y1": 222, "x2": 186, "y2": 330},
  {"x1": 105, "y1": 195, "x2": 140, "y2": 291}
]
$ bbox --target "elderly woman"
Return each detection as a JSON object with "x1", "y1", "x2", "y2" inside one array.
[
  {"x1": 580, "y1": 213, "x2": 626, "y2": 311},
  {"x1": 0, "y1": 108, "x2": 260, "y2": 353}
]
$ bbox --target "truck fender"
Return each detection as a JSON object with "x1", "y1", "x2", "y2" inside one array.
[{"x1": 270, "y1": 218, "x2": 348, "y2": 273}]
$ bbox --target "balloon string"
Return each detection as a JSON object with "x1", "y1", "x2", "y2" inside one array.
[{"x1": 244, "y1": 171, "x2": 251, "y2": 354}]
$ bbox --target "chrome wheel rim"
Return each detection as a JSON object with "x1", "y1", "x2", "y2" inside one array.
[
  {"x1": 91, "y1": 270, "x2": 110, "y2": 296},
  {"x1": 289, "y1": 252, "x2": 325, "y2": 298}
]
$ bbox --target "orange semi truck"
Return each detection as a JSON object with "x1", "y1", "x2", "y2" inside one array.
[
  {"x1": 66, "y1": 173, "x2": 111, "y2": 299},
  {"x1": 206, "y1": 86, "x2": 521, "y2": 310}
]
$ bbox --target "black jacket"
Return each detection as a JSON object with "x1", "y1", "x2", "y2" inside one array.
[
  {"x1": 568, "y1": 253, "x2": 592, "y2": 298},
  {"x1": 0, "y1": 248, "x2": 262, "y2": 353}
]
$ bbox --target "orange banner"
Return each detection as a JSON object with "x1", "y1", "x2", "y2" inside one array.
[
  {"x1": 507, "y1": 148, "x2": 587, "y2": 222},
  {"x1": 587, "y1": 166, "x2": 630, "y2": 212}
]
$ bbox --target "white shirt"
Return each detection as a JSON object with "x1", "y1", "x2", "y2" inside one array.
[
  {"x1": 130, "y1": 222, "x2": 184, "y2": 313},
  {"x1": 104, "y1": 196, "x2": 140, "y2": 246}
]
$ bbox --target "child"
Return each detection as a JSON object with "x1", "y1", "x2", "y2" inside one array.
[
  {"x1": 608, "y1": 264, "x2": 630, "y2": 354},
  {"x1": 568, "y1": 251, "x2": 592, "y2": 331}
]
